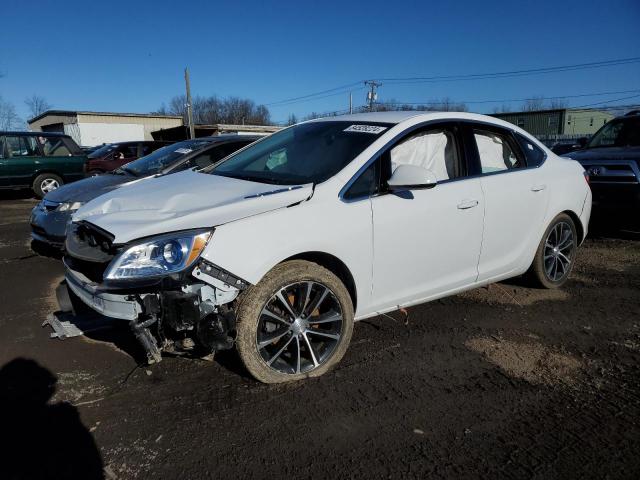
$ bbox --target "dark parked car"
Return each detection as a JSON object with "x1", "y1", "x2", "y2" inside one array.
[
  {"x1": 564, "y1": 111, "x2": 640, "y2": 225},
  {"x1": 0, "y1": 132, "x2": 86, "y2": 198},
  {"x1": 84, "y1": 141, "x2": 169, "y2": 175},
  {"x1": 30, "y1": 135, "x2": 260, "y2": 248},
  {"x1": 551, "y1": 138, "x2": 588, "y2": 156}
]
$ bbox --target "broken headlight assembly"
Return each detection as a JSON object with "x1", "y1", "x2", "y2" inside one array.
[{"x1": 104, "y1": 229, "x2": 212, "y2": 280}]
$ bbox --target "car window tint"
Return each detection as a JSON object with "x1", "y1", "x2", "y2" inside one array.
[
  {"x1": 343, "y1": 158, "x2": 380, "y2": 200},
  {"x1": 473, "y1": 129, "x2": 523, "y2": 173},
  {"x1": 5, "y1": 136, "x2": 38, "y2": 157},
  {"x1": 389, "y1": 129, "x2": 459, "y2": 181},
  {"x1": 515, "y1": 133, "x2": 546, "y2": 167},
  {"x1": 40, "y1": 137, "x2": 71, "y2": 156}
]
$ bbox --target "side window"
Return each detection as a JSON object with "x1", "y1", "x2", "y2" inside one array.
[
  {"x1": 515, "y1": 133, "x2": 546, "y2": 167},
  {"x1": 189, "y1": 143, "x2": 243, "y2": 170},
  {"x1": 473, "y1": 129, "x2": 524, "y2": 173},
  {"x1": 40, "y1": 137, "x2": 71, "y2": 156},
  {"x1": 5, "y1": 136, "x2": 39, "y2": 157},
  {"x1": 388, "y1": 127, "x2": 462, "y2": 182},
  {"x1": 343, "y1": 158, "x2": 380, "y2": 200}
]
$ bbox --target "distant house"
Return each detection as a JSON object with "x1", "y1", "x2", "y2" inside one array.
[
  {"x1": 492, "y1": 108, "x2": 614, "y2": 137},
  {"x1": 28, "y1": 110, "x2": 183, "y2": 147}
]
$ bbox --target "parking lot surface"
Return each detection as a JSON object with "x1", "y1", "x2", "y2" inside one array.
[{"x1": 1, "y1": 195, "x2": 639, "y2": 479}]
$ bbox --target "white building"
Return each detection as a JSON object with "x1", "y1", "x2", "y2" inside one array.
[{"x1": 28, "y1": 110, "x2": 184, "y2": 147}]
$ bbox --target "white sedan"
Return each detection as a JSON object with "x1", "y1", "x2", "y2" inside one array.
[{"x1": 59, "y1": 111, "x2": 591, "y2": 383}]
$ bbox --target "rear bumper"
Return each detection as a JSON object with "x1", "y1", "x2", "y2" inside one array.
[{"x1": 65, "y1": 267, "x2": 141, "y2": 321}]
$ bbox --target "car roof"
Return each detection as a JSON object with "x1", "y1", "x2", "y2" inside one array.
[
  {"x1": 309, "y1": 110, "x2": 539, "y2": 136},
  {"x1": 0, "y1": 131, "x2": 71, "y2": 137}
]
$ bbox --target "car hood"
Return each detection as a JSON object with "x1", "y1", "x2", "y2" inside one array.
[
  {"x1": 564, "y1": 146, "x2": 640, "y2": 162},
  {"x1": 45, "y1": 173, "x2": 138, "y2": 203},
  {"x1": 73, "y1": 170, "x2": 313, "y2": 244}
]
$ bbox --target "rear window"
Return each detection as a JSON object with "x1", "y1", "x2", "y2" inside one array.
[{"x1": 515, "y1": 133, "x2": 546, "y2": 167}]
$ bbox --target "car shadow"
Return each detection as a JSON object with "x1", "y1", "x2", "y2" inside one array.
[
  {"x1": 31, "y1": 239, "x2": 64, "y2": 260},
  {"x1": 0, "y1": 358, "x2": 104, "y2": 480},
  {"x1": 0, "y1": 189, "x2": 35, "y2": 201}
]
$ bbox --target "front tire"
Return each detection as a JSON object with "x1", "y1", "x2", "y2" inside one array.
[
  {"x1": 33, "y1": 173, "x2": 63, "y2": 198},
  {"x1": 527, "y1": 213, "x2": 578, "y2": 289},
  {"x1": 235, "y1": 260, "x2": 354, "y2": 383}
]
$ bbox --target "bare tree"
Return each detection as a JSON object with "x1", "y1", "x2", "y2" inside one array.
[
  {"x1": 549, "y1": 98, "x2": 568, "y2": 109},
  {"x1": 25, "y1": 95, "x2": 51, "y2": 118},
  {"x1": 0, "y1": 96, "x2": 22, "y2": 130},
  {"x1": 155, "y1": 95, "x2": 271, "y2": 125},
  {"x1": 522, "y1": 96, "x2": 546, "y2": 111}
]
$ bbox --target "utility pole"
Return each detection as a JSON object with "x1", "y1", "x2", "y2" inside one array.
[
  {"x1": 349, "y1": 92, "x2": 353, "y2": 114},
  {"x1": 184, "y1": 67, "x2": 195, "y2": 139},
  {"x1": 365, "y1": 80, "x2": 381, "y2": 111}
]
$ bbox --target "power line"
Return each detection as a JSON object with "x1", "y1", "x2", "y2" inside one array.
[
  {"x1": 264, "y1": 56, "x2": 640, "y2": 108},
  {"x1": 378, "y1": 57, "x2": 640, "y2": 84},
  {"x1": 376, "y1": 89, "x2": 640, "y2": 107}
]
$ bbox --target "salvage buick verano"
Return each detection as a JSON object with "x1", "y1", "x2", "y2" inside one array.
[{"x1": 55, "y1": 112, "x2": 592, "y2": 383}]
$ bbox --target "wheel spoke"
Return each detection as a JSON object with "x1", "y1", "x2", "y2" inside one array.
[
  {"x1": 308, "y1": 310, "x2": 342, "y2": 325},
  {"x1": 261, "y1": 308, "x2": 290, "y2": 325},
  {"x1": 275, "y1": 291, "x2": 296, "y2": 319},
  {"x1": 258, "y1": 326, "x2": 290, "y2": 348},
  {"x1": 304, "y1": 287, "x2": 329, "y2": 317},
  {"x1": 299, "y1": 282, "x2": 313, "y2": 316},
  {"x1": 295, "y1": 336, "x2": 301, "y2": 374},
  {"x1": 267, "y1": 335, "x2": 295, "y2": 366},
  {"x1": 306, "y1": 330, "x2": 340, "y2": 341},
  {"x1": 301, "y1": 332, "x2": 319, "y2": 367}
]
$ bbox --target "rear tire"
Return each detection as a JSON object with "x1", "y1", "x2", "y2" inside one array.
[
  {"x1": 33, "y1": 173, "x2": 63, "y2": 199},
  {"x1": 527, "y1": 213, "x2": 577, "y2": 289},
  {"x1": 235, "y1": 260, "x2": 354, "y2": 384}
]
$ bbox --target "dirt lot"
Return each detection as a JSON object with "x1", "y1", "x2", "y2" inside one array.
[{"x1": 1, "y1": 195, "x2": 639, "y2": 479}]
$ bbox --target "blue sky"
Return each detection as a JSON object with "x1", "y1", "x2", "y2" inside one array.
[{"x1": 1, "y1": 0, "x2": 639, "y2": 124}]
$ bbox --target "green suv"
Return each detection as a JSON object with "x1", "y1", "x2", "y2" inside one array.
[{"x1": 0, "y1": 132, "x2": 86, "y2": 198}]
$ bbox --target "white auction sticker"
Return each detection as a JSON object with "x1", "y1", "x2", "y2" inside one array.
[
  {"x1": 174, "y1": 148, "x2": 193, "y2": 154},
  {"x1": 344, "y1": 125, "x2": 388, "y2": 134}
]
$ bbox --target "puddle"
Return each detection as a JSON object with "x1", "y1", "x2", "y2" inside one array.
[{"x1": 465, "y1": 336, "x2": 581, "y2": 386}]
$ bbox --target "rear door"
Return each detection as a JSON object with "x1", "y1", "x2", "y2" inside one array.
[
  {"x1": 367, "y1": 122, "x2": 485, "y2": 313},
  {"x1": 466, "y1": 123, "x2": 550, "y2": 282},
  {"x1": 38, "y1": 136, "x2": 86, "y2": 182},
  {"x1": 2, "y1": 135, "x2": 41, "y2": 187}
]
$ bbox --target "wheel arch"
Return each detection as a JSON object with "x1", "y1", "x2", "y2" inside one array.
[
  {"x1": 31, "y1": 169, "x2": 63, "y2": 184},
  {"x1": 281, "y1": 251, "x2": 358, "y2": 312},
  {"x1": 561, "y1": 209, "x2": 585, "y2": 244}
]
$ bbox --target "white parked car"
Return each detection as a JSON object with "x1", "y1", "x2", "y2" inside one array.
[{"x1": 58, "y1": 112, "x2": 592, "y2": 383}]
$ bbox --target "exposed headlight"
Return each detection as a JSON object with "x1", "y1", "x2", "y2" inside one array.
[
  {"x1": 104, "y1": 230, "x2": 212, "y2": 280},
  {"x1": 58, "y1": 202, "x2": 84, "y2": 212}
]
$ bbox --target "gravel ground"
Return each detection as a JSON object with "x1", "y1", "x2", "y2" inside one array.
[{"x1": 0, "y1": 194, "x2": 639, "y2": 479}]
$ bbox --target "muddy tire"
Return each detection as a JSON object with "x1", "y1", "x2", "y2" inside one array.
[
  {"x1": 33, "y1": 173, "x2": 63, "y2": 199},
  {"x1": 235, "y1": 260, "x2": 354, "y2": 384},
  {"x1": 527, "y1": 213, "x2": 577, "y2": 289}
]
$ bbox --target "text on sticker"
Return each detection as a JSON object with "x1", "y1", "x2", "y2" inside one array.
[{"x1": 344, "y1": 125, "x2": 388, "y2": 134}]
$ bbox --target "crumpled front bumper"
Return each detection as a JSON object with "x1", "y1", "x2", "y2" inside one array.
[{"x1": 64, "y1": 267, "x2": 142, "y2": 321}]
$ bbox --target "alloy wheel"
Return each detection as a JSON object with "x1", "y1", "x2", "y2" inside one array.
[
  {"x1": 257, "y1": 281, "x2": 343, "y2": 375},
  {"x1": 40, "y1": 178, "x2": 60, "y2": 194},
  {"x1": 543, "y1": 221, "x2": 574, "y2": 282}
]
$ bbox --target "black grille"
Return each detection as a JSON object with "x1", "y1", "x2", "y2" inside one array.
[
  {"x1": 66, "y1": 222, "x2": 117, "y2": 263},
  {"x1": 64, "y1": 255, "x2": 109, "y2": 283}
]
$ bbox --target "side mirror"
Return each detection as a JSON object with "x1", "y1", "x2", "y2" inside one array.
[
  {"x1": 577, "y1": 137, "x2": 588, "y2": 148},
  {"x1": 387, "y1": 164, "x2": 437, "y2": 191}
]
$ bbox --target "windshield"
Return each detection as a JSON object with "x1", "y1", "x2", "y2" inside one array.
[
  {"x1": 87, "y1": 144, "x2": 116, "y2": 158},
  {"x1": 587, "y1": 117, "x2": 640, "y2": 148},
  {"x1": 208, "y1": 121, "x2": 391, "y2": 185},
  {"x1": 122, "y1": 139, "x2": 215, "y2": 176}
]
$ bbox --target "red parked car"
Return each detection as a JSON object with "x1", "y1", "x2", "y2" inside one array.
[{"x1": 84, "y1": 141, "x2": 169, "y2": 175}]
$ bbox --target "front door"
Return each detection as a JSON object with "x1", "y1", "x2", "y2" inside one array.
[{"x1": 369, "y1": 122, "x2": 484, "y2": 313}]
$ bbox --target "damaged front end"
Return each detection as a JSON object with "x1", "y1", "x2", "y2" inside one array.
[{"x1": 53, "y1": 221, "x2": 249, "y2": 364}]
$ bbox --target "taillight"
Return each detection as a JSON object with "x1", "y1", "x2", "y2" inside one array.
[{"x1": 583, "y1": 171, "x2": 590, "y2": 185}]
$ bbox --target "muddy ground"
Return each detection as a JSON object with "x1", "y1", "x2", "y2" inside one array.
[{"x1": 1, "y1": 194, "x2": 639, "y2": 479}]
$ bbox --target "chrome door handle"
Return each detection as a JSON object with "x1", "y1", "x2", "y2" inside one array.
[
  {"x1": 531, "y1": 184, "x2": 547, "y2": 192},
  {"x1": 457, "y1": 199, "x2": 479, "y2": 210}
]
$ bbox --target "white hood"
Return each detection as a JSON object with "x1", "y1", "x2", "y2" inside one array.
[{"x1": 73, "y1": 170, "x2": 313, "y2": 243}]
